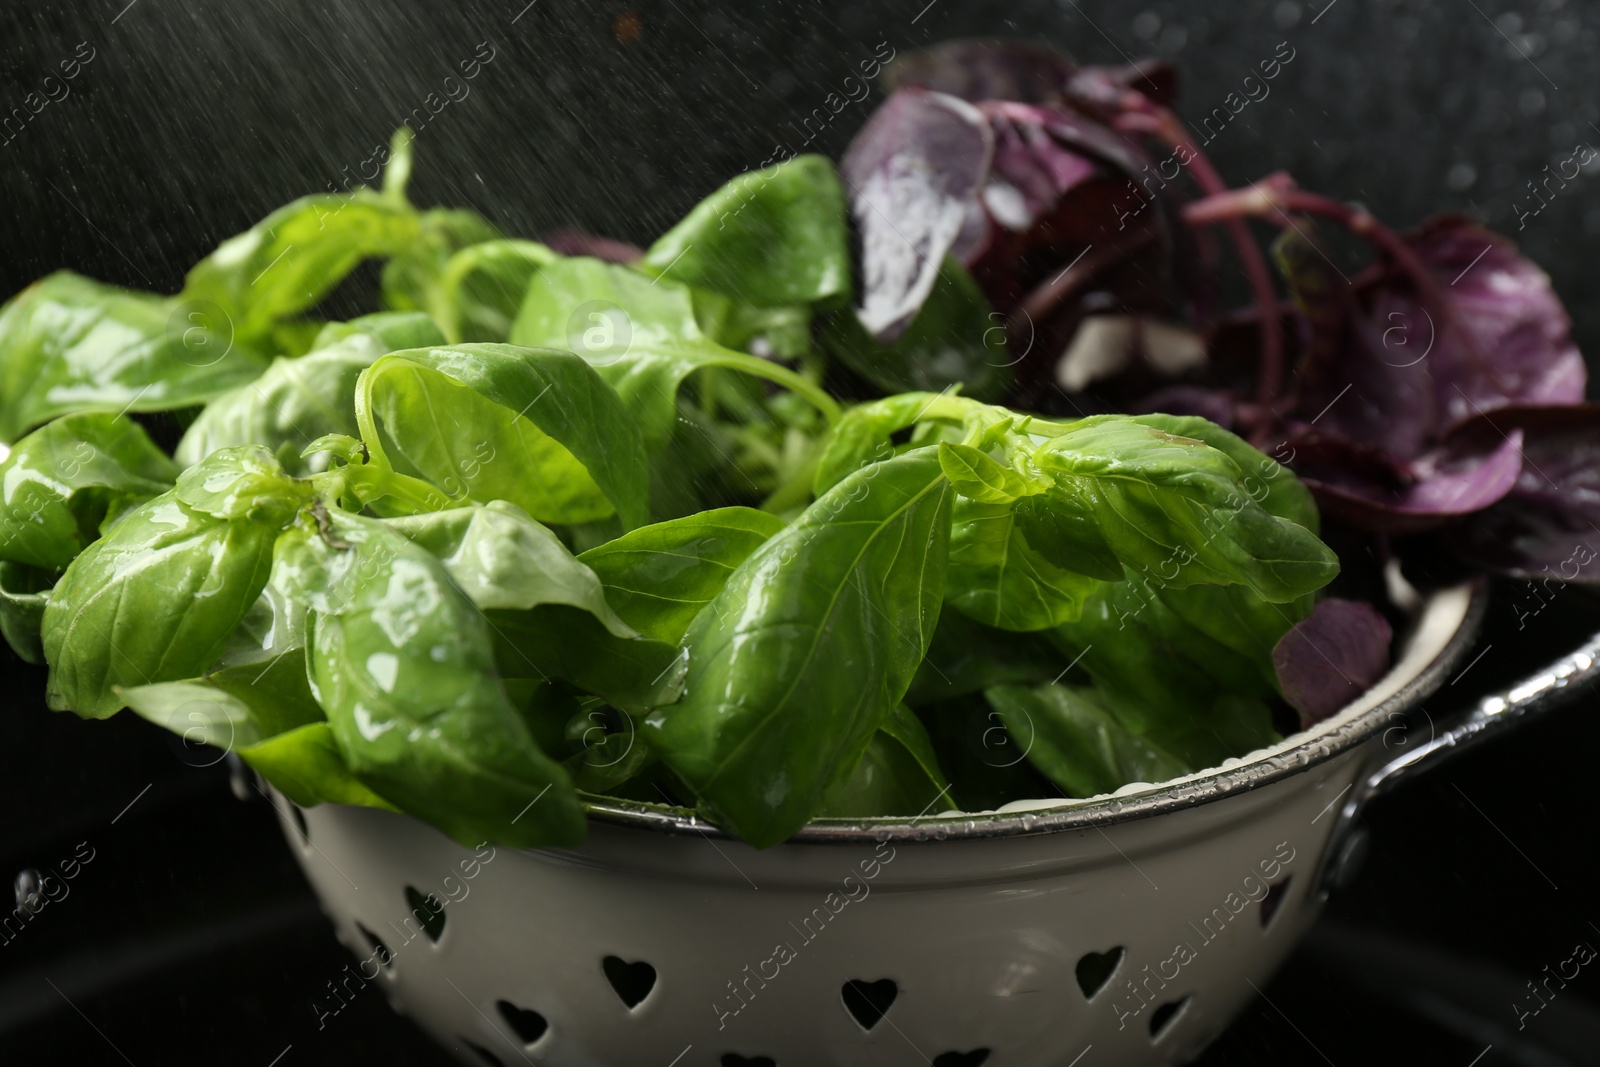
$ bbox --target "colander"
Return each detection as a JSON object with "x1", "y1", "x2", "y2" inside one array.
[{"x1": 271, "y1": 580, "x2": 1600, "y2": 1067}]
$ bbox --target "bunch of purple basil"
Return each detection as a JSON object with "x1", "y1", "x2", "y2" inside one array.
[{"x1": 840, "y1": 40, "x2": 1598, "y2": 607}]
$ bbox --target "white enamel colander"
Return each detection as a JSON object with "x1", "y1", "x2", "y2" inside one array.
[{"x1": 269, "y1": 581, "x2": 1600, "y2": 1067}]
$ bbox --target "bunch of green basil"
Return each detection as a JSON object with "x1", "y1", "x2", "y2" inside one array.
[{"x1": 0, "y1": 132, "x2": 1337, "y2": 849}]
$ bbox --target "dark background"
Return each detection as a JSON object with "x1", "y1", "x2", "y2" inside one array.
[{"x1": 2, "y1": 1, "x2": 1599, "y2": 1064}]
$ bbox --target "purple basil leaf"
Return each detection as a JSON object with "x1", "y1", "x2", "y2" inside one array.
[
  {"x1": 1290, "y1": 429, "x2": 1523, "y2": 533},
  {"x1": 981, "y1": 105, "x2": 1102, "y2": 232},
  {"x1": 1272, "y1": 598, "x2": 1393, "y2": 728},
  {"x1": 885, "y1": 39, "x2": 1177, "y2": 114},
  {"x1": 983, "y1": 101, "x2": 1154, "y2": 200},
  {"x1": 841, "y1": 88, "x2": 994, "y2": 341},
  {"x1": 885, "y1": 38, "x2": 1079, "y2": 105},
  {"x1": 1376, "y1": 217, "x2": 1586, "y2": 430},
  {"x1": 540, "y1": 228, "x2": 643, "y2": 264},
  {"x1": 949, "y1": 199, "x2": 993, "y2": 265},
  {"x1": 966, "y1": 101, "x2": 1173, "y2": 330},
  {"x1": 1274, "y1": 222, "x2": 1437, "y2": 458},
  {"x1": 1063, "y1": 59, "x2": 1180, "y2": 116},
  {"x1": 1445, "y1": 405, "x2": 1600, "y2": 580}
]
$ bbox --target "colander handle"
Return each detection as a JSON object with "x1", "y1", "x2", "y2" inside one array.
[{"x1": 1315, "y1": 628, "x2": 1600, "y2": 895}]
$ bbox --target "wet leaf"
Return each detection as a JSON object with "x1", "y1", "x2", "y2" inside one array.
[
  {"x1": 0, "y1": 272, "x2": 267, "y2": 443},
  {"x1": 0, "y1": 413, "x2": 180, "y2": 570},
  {"x1": 641, "y1": 154, "x2": 851, "y2": 308},
  {"x1": 1272, "y1": 598, "x2": 1393, "y2": 728},
  {"x1": 840, "y1": 88, "x2": 994, "y2": 340}
]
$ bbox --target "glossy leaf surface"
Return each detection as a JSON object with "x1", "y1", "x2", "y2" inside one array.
[
  {"x1": 0, "y1": 412, "x2": 180, "y2": 570},
  {"x1": 275, "y1": 508, "x2": 584, "y2": 848},
  {"x1": 646, "y1": 450, "x2": 953, "y2": 847}
]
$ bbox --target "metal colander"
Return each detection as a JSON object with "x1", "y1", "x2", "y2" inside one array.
[{"x1": 271, "y1": 582, "x2": 1599, "y2": 1066}]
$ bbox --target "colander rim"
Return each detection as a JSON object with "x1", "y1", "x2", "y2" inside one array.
[{"x1": 579, "y1": 579, "x2": 1489, "y2": 844}]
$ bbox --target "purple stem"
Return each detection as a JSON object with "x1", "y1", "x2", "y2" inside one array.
[
  {"x1": 1117, "y1": 107, "x2": 1285, "y2": 406},
  {"x1": 1184, "y1": 176, "x2": 1447, "y2": 321}
]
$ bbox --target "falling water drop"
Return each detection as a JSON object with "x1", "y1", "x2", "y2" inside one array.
[{"x1": 14, "y1": 869, "x2": 44, "y2": 914}]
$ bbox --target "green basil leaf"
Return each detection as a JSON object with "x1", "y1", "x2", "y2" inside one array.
[
  {"x1": 914, "y1": 695, "x2": 1063, "y2": 813},
  {"x1": 1034, "y1": 416, "x2": 1338, "y2": 602},
  {"x1": 268, "y1": 319, "x2": 330, "y2": 360},
  {"x1": 1, "y1": 413, "x2": 180, "y2": 569},
  {"x1": 433, "y1": 239, "x2": 559, "y2": 342},
  {"x1": 240, "y1": 722, "x2": 399, "y2": 811},
  {"x1": 879, "y1": 702, "x2": 954, "y2": 798},
  {"x1": 298, "y1": 431, "x2": 458, "y2": 519},
  {"x1": 905, "y1": 609, "x2": 1065, "y2": 706},
  {"x1": 356, "y1": 344, "x2": 650, "y2": 529},
  {"x1": 175, "y1": 312, "x2": 446, "y2": 474},
  {"x1": 693, "y1": 290, "x2": 813, "y2": 360},
  {"x1": 823, "y1": 258, "x2": 1009, "y2": 400},
  {"x1": 381, "y1": 207, "x2": 502, "y2": 318},
  {"x1": 986, "y1": 682, "x2": 1191, "y2": 798},
  {"x1": 640, "y1": 154, "x2": 851, "y2": 307},
  {"x1": 576, "y1": 506, "x2": 787, "y2": 643},
  {"x1": 821, "y1": 705, "x2": 956, "y2": 819},
  {"x1": 0, "y1": 560, "x2": 52, "y2": 664},
  {"x1": 825, "y1": 400, "x2": 1328, "y2": 604},
  {"x1": 487, "y1": 607, "x2": 687, "y2": 716},
  {"x1": 0, "y1": 272, "x2": 268, "y2": 443},
  {"x1": 384, "y1": 501, "x2": 631, "y2": 628},
  {"x1": 275, "y1": 508, "x2": 585, "y2": 848},
  {"x1": 513, "y1": 255, "x2": 700, "y2": 347},
  {"x1": 1009, "y1": 493, "x2": 1124, "y2": 581},
  {"x1": 1051, "y1": 570, "x2": 1283, "y2": 769},
  {"x1": 42, "y1": 491, "x2": 281, "y2": 718},
  {"x1": 1128, "y1": 413, "x2": 1319, "y2": 531},
  {"x1": 936, "y1": 440, "x2": 1033, "y2": 504},
  {"x1": 180, "y1": 190, "x2": 420, "y2": 343},
  {"x1": 1055, "y1": 572, "x2": 1259, "y2": 709},
  {"x1": 215, "y1": 573, "x2": 309, "y2": 669},
  {"x1": 1154, "y1": 581, "x2": 1305, "y2": 696},
  {"x1": 814, "y1": 391, "x2": 977, "y2": 494},
  {"x1": 645, "y1": 449, "x2": 953, "y2": 847},
  {"x1": 119, "y1": 651, "x2": 323, "y2": 750},
  {"x1": 945, "y1": 497, "x2": 1098, "y2": 631},
  {"x1": 383, "y1": 501, "x2": 685, "y2": 712},
  {"x1": 510, "y1": 257, "x2": 838, "y2": 449},
  {"x1": 561, "y1": 702, "x2": 656, "y2": 794},
  {"x1": 309, "y1": 310, "x2": 446, "y2": 353},
  {"x1": 174, "y1": 445, "x2": 314, "y2": 525}
]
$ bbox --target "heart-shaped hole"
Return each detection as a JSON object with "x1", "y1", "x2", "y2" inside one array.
[
  {"x1": 404, "y1": 886, "x2": 446, "y2": 942},
  {"x1": 461, "y1": 1038, "x2": 502, "y2": 1066},
  {"x1": 1149, "y1": 995, "x2": 1192, "y2": 1041},
  {"x1": 603, "y1": 955, "x2": 657, "y2": 1009},
  {"x1": 1075, "y1": 946, "x2": 1125, "y2": 999},
  {"x1": 356, "y1": 922, "x2": 393, "y2": 969},
  {"x1": 720, "y1": 1056, "x2": 777, "y2": 1067},
  {"x1": 840, "y1": 978, "x2": 898, "y2": 1031},
  {"x1": 495, "y1": 999, "x2": 548, "y2": 1045},
  {"x1": 1259, "y1": 876, "x2": 1292, "y2": 929},
  {"x1": 933, "y1": 1050, "x2": 991, "y2": 1067}
]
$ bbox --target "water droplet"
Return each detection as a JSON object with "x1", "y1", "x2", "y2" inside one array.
[{"x1": 14, "y1": 869, "x2": 44, "y2": 913}]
